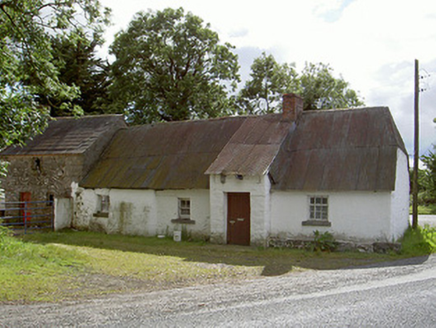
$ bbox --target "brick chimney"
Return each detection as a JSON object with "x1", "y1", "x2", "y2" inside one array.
[{"x1": 282, "y1": 93, "x2": 303, "y2": 121}]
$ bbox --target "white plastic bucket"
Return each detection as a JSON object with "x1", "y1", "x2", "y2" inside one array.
[{"x1": 173, "y1": 231, "x2": 182, "y2": 242}]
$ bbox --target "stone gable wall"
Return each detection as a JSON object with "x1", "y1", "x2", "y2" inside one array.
[{"x1": 1, "y1": 155, "x2": 84, "y2": 203}]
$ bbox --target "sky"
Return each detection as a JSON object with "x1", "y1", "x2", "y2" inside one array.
[{"x1": 98, "y1": 0, "x2": 436, "y2": 158}]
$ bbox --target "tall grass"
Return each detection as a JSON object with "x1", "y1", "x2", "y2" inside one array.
[{"x1": 400, "y1": 225, "x2": 436, "y2": 256}]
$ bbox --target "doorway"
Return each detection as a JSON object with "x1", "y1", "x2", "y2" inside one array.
[
  {"x1": 20, "y1": 192, "x2": 32, "y2": 223},
  {"x1": 227, "y1": 192, "x2": 250, "y2": 246}
]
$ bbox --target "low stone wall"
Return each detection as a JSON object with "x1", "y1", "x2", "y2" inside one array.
[{"x1": 268, "y1": 237, "x2": 401, "y2": 254}]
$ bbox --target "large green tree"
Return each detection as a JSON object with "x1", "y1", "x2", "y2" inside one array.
[
  {"x1": 238, "y1": 54, "x2": 364, "y2": 114},
  {"x1": 299, "y1": 62, "x2": 364, "y2": 110},
  {"x1": 110, "y1": 7, "x2": 240, "y2": 124},
  {"x1": 0, "y1": 0, "x2": 110, "y2": 149},
  {"x1": 237, "y1": 52, "x2": 297, "y2": 114},
  {"x1": 37, "y1": 30, "x2": 113, "y2": 117}
]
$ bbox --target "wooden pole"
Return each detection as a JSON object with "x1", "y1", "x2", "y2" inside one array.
[{"x1": 412, "y1": 59, "x2": 419, "y2": 229}]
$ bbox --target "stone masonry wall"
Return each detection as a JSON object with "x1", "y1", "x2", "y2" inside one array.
[{"x1": 1, "y1": 155, "x2": 84, "y2": 203}]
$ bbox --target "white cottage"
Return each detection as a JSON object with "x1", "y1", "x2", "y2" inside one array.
[{"x1": 75, "y1": 94, "x2": 409, "y2": 246}]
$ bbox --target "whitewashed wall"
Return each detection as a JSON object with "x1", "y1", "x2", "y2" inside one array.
[
  {"x1": 389, "y1": 149, "x2": 410, "y2": 239},
  {"x1": 271, "y1": 190, "x2": 398, "y2": 242},
  {"x1": 74, "y1": 187, "x2": 210, "y2": 238},
  {"x1": 156, "y1": 189, "x2": 210, "y2": 239},
  {"x1": 109, "y1": 189, "x2": 157, "y2": 236},
  {"x1": 73, "y1": 188, "x2": 157, "y2": 236},
  {"x1": 73, "y1": 187, "x2": 96, "y2": 229},
  {"x1": 209, "y1": 174, "x2": 270, "y2": 245},
  {"x1": 54, "y1": 198, "x2": 72, "y2": 231}
]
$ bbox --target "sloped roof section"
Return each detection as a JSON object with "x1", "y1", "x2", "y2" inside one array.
[
  {"x1": 80, "y1": 117, "x2": 247, "y2": 190},
  {"x1": 205, "y1": 114, "x2": 294, "y2": 176},
  {"x1": 0, "y1": 115, "x2": 126, "y2": 156},
  {"x1": 269, "y1": 107, "x2": 407, "y2": 191}
]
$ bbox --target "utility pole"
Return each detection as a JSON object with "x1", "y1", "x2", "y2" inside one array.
[{"x1": 412, "y1": 59, "x2": 419, "y2": 229}]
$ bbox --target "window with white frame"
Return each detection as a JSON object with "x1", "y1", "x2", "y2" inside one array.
[
  {"x1": 309, "y1": 196, "x2": 328, "y2": 221},
  {"x1": 98, "y1": 195, "x2": 110, "y2": 213},
  {"x1": 178, "y1": 198, "x2": 191, "y2": 219}
]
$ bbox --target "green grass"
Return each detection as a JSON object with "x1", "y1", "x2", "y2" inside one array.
[
  {"x1": 400, "y1": 225, "x2": 436, "y2": 256},
  {"x1": 409, "y1": 204, "x2": 436, "y2": 215},
  {"x1": 0, "y1": 228, "x2": 433, "y2": 304},
  {"x1": 0, "y1": 228, "x2": 87, "y2": 302}
]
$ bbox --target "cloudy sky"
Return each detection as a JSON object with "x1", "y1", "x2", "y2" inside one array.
[{"x1": 99, "y1": 0, "x2": 436, "y2": 158}]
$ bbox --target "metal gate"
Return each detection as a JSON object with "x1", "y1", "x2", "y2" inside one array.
[{"x1": 0, "y1": 200, "x2": 54, "y2": 234}]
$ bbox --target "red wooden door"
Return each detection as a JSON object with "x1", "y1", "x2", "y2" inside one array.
[
  {"x1": 20, "y1": 192, "x2": 31, "y2": 222},
  {"x1": 227, "y1": 193, "x2": 250, "y2": 246}
]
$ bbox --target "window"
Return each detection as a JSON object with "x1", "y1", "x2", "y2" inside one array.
[
  {"x1": 178, "y1": 198, "x2": 190, "y2": 219},
  {"x1": 309, "y1": 196, "x2": 328, "y2": 220},
  {"x1": 303, "y1": 196, "x2": 331, "y2": 227},
  {"x1": 98, "y1": 195, "x2": 110, "y2": 213},
  {"x1": 47, "y1": 194, "x2": 54, "y2": 206},
  {"x1": 172, "y1": 198, "x2": 195, "y2": 224}
]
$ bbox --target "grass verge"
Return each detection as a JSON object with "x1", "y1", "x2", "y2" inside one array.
[
  {"x1": 409, "y1": 204, "x2": 436, "y2": 215},
  {"x1": 0, "y1": 228, "x2": 433, "y2": 304},
  {"x1": 400, "y1": 225, "x2": 436, "y2": 256}
]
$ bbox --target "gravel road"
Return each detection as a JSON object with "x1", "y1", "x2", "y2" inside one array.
[
  {"x1": 1, "y1": 255, "x2": 435, "y2": 327},
  {"x1": 413, "y1": 215, "x2": 436, "y2": 227}
]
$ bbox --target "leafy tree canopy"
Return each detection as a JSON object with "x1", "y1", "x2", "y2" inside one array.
[
  {"x1": 419, "y1": 147, "x2": 436, "y2": 204},
  {"x1": 238, "y1": 53, "x2": 364, "y2": 114},
  {"x1": 109, "y1": 7, "x2": 240, "y2": 124},
  {"x1": 237, "y1": 52, "x2": 297, "y2": 114},
  {"x1": 0, "y1": 0, "x2": 110, "y2": 149},
  {"x1": 299, "y1": 62, "x2": 364, "y2": 110},
  {"x1": 38, "y1": 30, "x2": 113, "y2": 117}
]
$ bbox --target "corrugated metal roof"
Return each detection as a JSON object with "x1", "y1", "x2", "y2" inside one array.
[
  {"x1": 205, "y1": 114, "x2": 294, "y2": 175},
  {"x1": 80, "y1": 117, "x2": 247, "y2": 190},
  {"x1": 269, "y1": 107, "x2": 406, "y2": 191},
  {"x1": 0, "y1": 115, "x2": 126, "y2": 156}
]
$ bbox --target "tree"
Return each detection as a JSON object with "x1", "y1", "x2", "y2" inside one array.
[
  {"x1": 420, "y1": 148, "x2": 436, "y2": 204},
  {"x1": 37, "y1": 30, "x2": 113, "y2": 117},
  {"x1": 298, "y1": 62, "x2": 364, "y2": 110},
  {"x1": 238, "y1": 54, "x2": 364, "y2": 114},
  {"x1": 109, "y1": 7, "x2": 240, "y2": 124},
  {"x1": 0, "y1": 0, "x2": 110, "y2": 149},
  {"x1": 237, "y1": 52, "x2": 297, "y2": 114}
]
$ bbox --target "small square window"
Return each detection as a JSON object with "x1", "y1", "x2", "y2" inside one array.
[
  {"x1": 178, "y1": 198, "x2": 190, "y2": 219},
  {"x1": 98, "y1": 195, "x2": 110, "y2": 213},
  {"x1": 309, "y1": 196, "x2": 328, "y2": 221}
]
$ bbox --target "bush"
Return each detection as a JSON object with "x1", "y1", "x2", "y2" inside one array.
[
  {"x1": 400, "y1": 226, "x2": 436, "y2": 256},
  {"x1": 308, "y1": 230, "x2": 337, "y2": 252}
]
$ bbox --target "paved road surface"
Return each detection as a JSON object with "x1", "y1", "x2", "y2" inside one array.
[
  {"x1": 413, "y1": 214, "x2": 436, "y2": 227},
  {"x1": 1, "y1": 255, "x2": 435, "y2": 327}
]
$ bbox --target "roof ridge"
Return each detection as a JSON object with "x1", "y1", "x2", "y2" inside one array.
[{"x1": 53, "y1": 114, "x2": 124, "y2": 120}]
